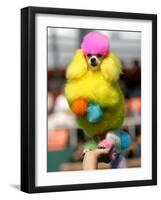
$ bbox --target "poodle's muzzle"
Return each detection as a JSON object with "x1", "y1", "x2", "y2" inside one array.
[{"x1": 87, "y1": 55, "x2": 102, "y2": 71}]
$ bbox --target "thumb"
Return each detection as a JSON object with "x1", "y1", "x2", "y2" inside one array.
[{"x1": 95, "y1": 148, "x2": 110, "y2": 157}]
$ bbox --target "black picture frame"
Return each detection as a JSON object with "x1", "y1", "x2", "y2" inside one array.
[{"x1": 21, "y1": 6, "x2": 157, "y2": 193}]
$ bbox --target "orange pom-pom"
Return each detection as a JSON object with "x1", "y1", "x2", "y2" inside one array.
[{"x1": 71, "y1": 98, "x2": 88, "y2": 116}]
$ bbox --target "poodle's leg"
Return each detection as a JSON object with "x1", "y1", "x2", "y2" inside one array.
[{"x1": 110, "y1": 155, "x2": 127, "y2": 169}]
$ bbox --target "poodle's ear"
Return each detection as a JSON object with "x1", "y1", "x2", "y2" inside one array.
[
  {"x1": 66, "y1": 49, "x2": 88, "y2": 80},
  {"x1": 100, "y1": 52, "x2": 122, "y2": 82}
]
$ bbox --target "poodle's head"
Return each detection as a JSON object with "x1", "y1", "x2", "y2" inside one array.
[
  {"x1": 66, "y1": 32, "x2": 122, "y2": 82},
  {"x1": 81, "y1": 32, "x2": 110, "y2": 70}
]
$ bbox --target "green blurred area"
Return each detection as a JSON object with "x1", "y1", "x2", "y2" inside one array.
[{"x1": 47, "y1": 147, "x2": 75, "y2": 172}]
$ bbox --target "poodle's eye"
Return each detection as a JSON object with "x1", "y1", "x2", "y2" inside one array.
[
  {"x1": 97, "y1": 54, "x2": 102, "y2": 58},
  {"x1": 87, "y1": 54, "x2": 91, "y2": 57}
]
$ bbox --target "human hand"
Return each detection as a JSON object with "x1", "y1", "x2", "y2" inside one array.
[{"x1": 82, "y1": 148, "x2": 110, "y2": 170}]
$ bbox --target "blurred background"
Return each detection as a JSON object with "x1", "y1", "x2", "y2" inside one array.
[{"x1": 47, "y1": 28, "x2": 141, "y2": 172}]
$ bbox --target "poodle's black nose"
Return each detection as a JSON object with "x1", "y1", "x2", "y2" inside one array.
[
  {"x1": 89, "y1": 56, "x2": 98, "y2": 67},
  {"x1": 91, "y1": 57, "x2": 96, "y2": 63}
]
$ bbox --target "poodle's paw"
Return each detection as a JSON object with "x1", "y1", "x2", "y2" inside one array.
[
  {"x1": 98, "y1": 138, "x2": 113, "y2": 149},
  {"x1": 86, "y1": 103, "x2": 103, "y2": 123}
]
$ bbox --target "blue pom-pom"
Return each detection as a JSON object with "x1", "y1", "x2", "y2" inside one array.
[
  {"x1": 86, "y1": 103, "x2": 103, "y2": 123},
  {"x1": 119, "y1": 130, "x2": 131, "y2": 151}
]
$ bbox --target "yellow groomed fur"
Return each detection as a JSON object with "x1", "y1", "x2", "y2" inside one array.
[
  {"x1": 66, "y1": 49, "x2": 121, "y2": 82},
  {"x1": 66, "y1": 49, "x2": 87, "y2": 80},
  {"x1": 101, "y1": 52, "x2": 122, "y2": 82},
  {"x1": 65, "y1": 49, "x2": 125, "y2": 136}
]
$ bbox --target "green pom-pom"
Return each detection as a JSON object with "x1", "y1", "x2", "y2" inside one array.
[{"x1": 84, "y1": 140, "x2": 97, "y2": 151}]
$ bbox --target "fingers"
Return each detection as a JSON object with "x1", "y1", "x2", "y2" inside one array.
[
  {"x1": 94, "y1": 148, "x2": 110, "y2": 157},
  {"x1": 83, "y1": 148, "x2": 110, "y2": 157},
  {"x1": 82, "y1": 148, "x2": 110, "y2": 170}
]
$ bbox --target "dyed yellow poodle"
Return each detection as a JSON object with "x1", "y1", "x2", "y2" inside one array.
[
  {"x1": 65, "y1": 32, "x2": 127, "y2": 160},
  {"x1": 65, "y1": 49, "x2": 124, "y2": 137}
]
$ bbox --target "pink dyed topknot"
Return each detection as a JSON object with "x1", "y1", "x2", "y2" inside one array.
[{"x1": 81, "y1": 32, "x2": 110, "y2": 56}]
